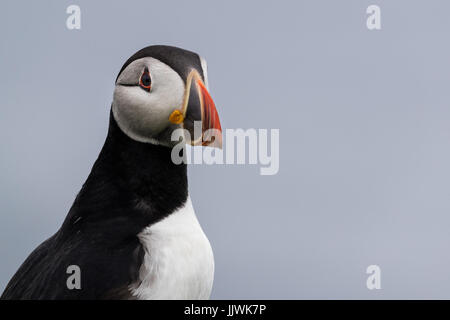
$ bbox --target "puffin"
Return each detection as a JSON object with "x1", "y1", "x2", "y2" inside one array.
[{"x1": 1, "y1": 45, "x2": 222, "y2": 300}]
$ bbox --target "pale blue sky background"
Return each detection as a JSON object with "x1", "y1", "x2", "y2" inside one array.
[{"x1": 1, "y1": 0, "x2": 450, "y2": 299}]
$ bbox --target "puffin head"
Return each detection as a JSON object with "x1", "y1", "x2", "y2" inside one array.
[{"x1": 112, "y1": 45, "x2": 222, "y2": 148}]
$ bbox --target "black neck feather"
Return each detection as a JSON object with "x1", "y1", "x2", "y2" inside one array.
[{"x1": 61, "y1": 111, "x2": 188, "y2": 239}]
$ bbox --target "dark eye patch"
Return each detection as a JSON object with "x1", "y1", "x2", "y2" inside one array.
[{"x1": 139, "y1": 68, "x2": 152, "y2": 92}]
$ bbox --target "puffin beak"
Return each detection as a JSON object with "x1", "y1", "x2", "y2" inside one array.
[
  {"x1": 170, "y1": 69, "x2": 222, "y2": 148},
  {"x1": 196, "y1": 79, "x2": 222, "y2": 148}
]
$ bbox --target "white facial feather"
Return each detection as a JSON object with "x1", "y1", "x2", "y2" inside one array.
[
  {"x1": 112, "y1": 57, "x2": 185, "y2": 144},
  {"x1": 200, "y1": 56, "x2": 209, "y2": 91}
]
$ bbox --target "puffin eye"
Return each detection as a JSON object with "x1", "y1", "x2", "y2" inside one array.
[{"x1": 139, "y1": 69, "x2": 152, "y2": 91}]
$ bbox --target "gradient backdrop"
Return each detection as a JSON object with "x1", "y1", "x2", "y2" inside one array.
[{"x1": 1, "y1": 0, "x2": 450, "y2": 299}]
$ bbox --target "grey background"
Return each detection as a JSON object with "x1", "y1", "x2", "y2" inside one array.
[{"x1": 1, "y1": 0, "x2": 450, "y2": 299}]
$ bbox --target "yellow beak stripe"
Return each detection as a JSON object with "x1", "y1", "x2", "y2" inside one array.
[{"x1": 169, "y1": 109, "x2": 185, "y2": 124}]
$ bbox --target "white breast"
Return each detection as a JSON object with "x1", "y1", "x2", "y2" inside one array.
[{"x1": 129, "y1": 196, "x2": 214, "y2": 300}]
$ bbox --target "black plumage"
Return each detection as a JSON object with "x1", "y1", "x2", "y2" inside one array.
[
  {"x1": 1, "y1": 46, "x2": 207, "y2": 299},
  {"x1": 2, "y1": 45, "x2": 208, "y2": 300},
  {"x1": 2, "y1": 112, "x2": 188, "y2": 299},
  {"x1": 116, "y1": 45, "x2": 205, "y2": 82}
]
